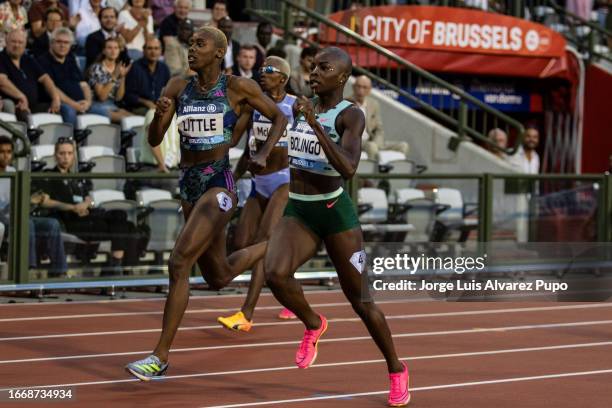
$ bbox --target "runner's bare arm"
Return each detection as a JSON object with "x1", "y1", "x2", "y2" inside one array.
[
  {"x1": 230, "y1": 105, "x2": 253, "y2": 147},
  {"x1": 148, "y1": 77, "x2": 186, "y2": 147},
  {"x1": 298, "y1": 98, "x2": 364, "y2": 179}
]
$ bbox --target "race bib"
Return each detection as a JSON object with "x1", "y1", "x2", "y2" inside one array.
[
  {"x1": 350, "y1": 250, "x2": 366, "y2": 274},
  {"x1": 216, "y1": 192, "x2": 233, "y2": 212}
]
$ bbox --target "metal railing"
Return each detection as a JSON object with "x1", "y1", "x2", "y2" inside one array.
[
  {"x1": 1, "y1": 171, "x2": 610, "y2": 289},
  {"x1": 245, "y1": 0, "x2": 525, "y2": 156}
]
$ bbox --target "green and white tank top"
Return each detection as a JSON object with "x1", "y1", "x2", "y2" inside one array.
[{"x1": 288, "y1": 99, "x2": 353, "y2": 177}]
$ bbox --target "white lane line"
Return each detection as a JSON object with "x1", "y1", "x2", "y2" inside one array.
[
  {"x1": 2, "y1": 300, "x2": 611, "y2": 324},
  {"x1": 0, "y1": 289, "x2": 342, "y2": 307},
  {"x1": 0, "y1": 298, "x2": 412, "y2": 322},
  {"x1": 2, "y1": 342, "x2": 611, "y2": 391},
  {"x1": 2, "y1": 303, "x2": 612, "y2": 341},
  {"x1": 2, "y1": 320, "x2": 612, "y2": 365},
  {"x1": 201, "y1": 369, "x2": 612, "y2": 408}
]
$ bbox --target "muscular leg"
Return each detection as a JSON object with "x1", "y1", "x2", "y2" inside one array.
[
  {"x1": 241, "y1": 184, "x2": 289, "y2": 320},
  {"x1": 232, "y1": 196, "x2": 262, "y2": 250},
  {"x1": 265, "y1": 216, "x2": 322, "y2": 329},
  {"x1": 324, "y1": 228, "x2": 404, "y2": 373},
  {"x1": 152, "y1": 187, "x2": 237, "y2": 362}
]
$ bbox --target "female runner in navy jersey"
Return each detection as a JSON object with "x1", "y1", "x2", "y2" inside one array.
[{"x1": 125, "y1": 26, "x2": 287, "y2": 380}]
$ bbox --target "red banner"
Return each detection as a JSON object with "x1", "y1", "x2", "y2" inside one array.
[{"x1": 324, "y1": 6, "x2": 566, "y2": 58}]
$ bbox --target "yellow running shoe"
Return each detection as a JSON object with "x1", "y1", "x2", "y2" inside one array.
[{"x1": 217, "y1": 311, "x2": 253, "y2": 332}]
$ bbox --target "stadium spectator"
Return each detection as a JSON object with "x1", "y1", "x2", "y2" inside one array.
[
  {"x1": 118, "y1": 0, "x2": 154, "y2": 61},
  {"x1": 508, "y1": 126, "x2": 540, "y2": 174},
  {"x1": 87, "y1": 37, "x2": 133, "y2": 122},
  {"x1": 218, "y1": 16, "x2": 239, "y2": 74},
  {"x1": 28, "y1": 0, "x2": 75, "y2": 38},
  {"x1": 608, "y1": 154, "x2": 612, "y2": 173},
  {"x1": 0, "y1": 0, "x2": 28, "y2": 50},
  {"x1": 150, "y1": 0, "x2": 174, "y2": 26},
  {"x1": 0, "y1": 136, "x2": 67, "y2": 277},
  {"x1": 158, "y1": 0, "x2": 191, "y2": 48},
  {"x1": 85, "y1": 7, "x2": 129, "y2": 68},
  {"x1": 124, "y1": 37, "x2": 170, "y2": 115},
  {"x1": 266, "y1": 45, "x2": 287, "y2": 59},
  {"x1": 75, "y1": 0, "x2": 104, "y2": 48},
  {"x1": 0, "y1": 30, "x2": 61, "y2": 121},
  {"x1": 487, "y1": 128, "x2": 508, "y2": 159},
  {"x1": 207, "y1": 0, "x2": 228, "y2": 28},
  {"x1": 567, "y1": 0, "x2": 594, "y2": 20},
  {"x1": 29, "y1": 8, "x2": 64, "y2": 58},
  {"x1": 253, "y1": 21, "x2": 274, "y2": 71},
  {"x1": 232, "y1": 44, "x2": 259, "y2": 82},
  {"x1": 348, "y1": 75, "x2": 408, "y2": 159},
  {"x1": 107, "y1": 0, "x2": 129, "y2": 13},
  {"x1": 288, "y1": 46, "x2": 316, "y2": 98},
  {"x1": 32, "y1": 138, "x2": 143, "y2": 271},
  {"x1": 38, "y1": 28, "x2": 96, "y2": 127},
  {"x1": 164, "y1": 17, "x2": 192, "y2": 77},
  {"x1": 0, "y1": 73, "x2": 30, "y2": 114}
]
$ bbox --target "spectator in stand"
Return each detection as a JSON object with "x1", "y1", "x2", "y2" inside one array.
[
  {"x1": 87, "y1": 37, "x2": 133, "y2": 122},
  {"x1": 347, "y1": 75, "x2": 409, "y2": 159},
  {"x1": 124, "y1": 37, "x2": 169, "y2": 115},
  {"x1": 0, "y1": 136, "x2": 67, "y2": 277},
  {"x1": 0, "y1": 0, "x2": 28, "y2": 50},
  {"x1": 85, "y1": 7, "x2": 129, "y2": 68},
  {"x1": 38, "y1": 28, "x2": 96, "y2": 127},
  {"x1": 163, "y1": 17, "x2": 192, "y2": 77},
  {"x1": 29, "y1": 8, "x2": 64, "y2": 58},
  {"x1": 28, "y1": 0, "x2": 77, "y2": 38},
  {"x1": 567, "y1": 0, "x2": 594, "y2": 20},
  {"x1": 608, "y1": 154, "x2": 612, "y2": 173},
  {"x1": 253, "y1": 21, "x2": 274, "y2": 71},
  {"x1": 74, "y1": 0, "x2": 104, "y2": 48},
  {"x1": 207, "y1": 0, "x2": 228, "y2": 28},
  {"x1": 150, "y1": 0, "x2": 174, "y2": 27},
  {"x1": 487, "y1": 128, "x2": 508, "y2": 160},
  {"x1": 158, "y1": 0, "x2": 191, "y2": 48},
  {"x1": 218, "y1": 16, "x2": 239, "y2": 73},
  {"x1": 32, "y1": 138, "x2": 143, "y2": 273},
  {"x1": 508, "y1": 126, "x2": 540, "y2": 174},
  {"x1": 0, "y1": 30, "x2": 61, "y2": 121},
  {"x1": 232, "y1": 44, "x2": 260, "y2": 82},
  {"x1": 266, "y1": 45, "x2": 287, "y2": 59},
  {"x1": 118, "y1": 0, "x2": 153, "y2": 60},
  {"x1": 288, "y1": 46, "x2": 316, "y2": 98},
  {"x1": 107, "y1": 0, "x2": 129, "y2": 13},
  {"x1": 0, "y1": 73, "x2": 30, "y2": 114}
]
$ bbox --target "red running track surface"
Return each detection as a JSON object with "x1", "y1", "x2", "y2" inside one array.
[{"x1": 0, "y1": 290, "x2": 611, "y2": 407}]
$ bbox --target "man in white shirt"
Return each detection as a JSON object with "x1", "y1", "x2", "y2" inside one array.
[
  {"x1": 508, "y1": 126, "x2": 540, "y2": 174},
  {"x1": 507, "y1": 126, "x2": 540, "y2": 243}
]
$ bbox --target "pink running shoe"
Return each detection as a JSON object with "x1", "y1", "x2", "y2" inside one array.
[
  {"x1": 295, "y1": 314, "x2": 328, "y2": 369},
  {"x1": 278, "y1": 307, "x2": 297, "y2": 320},
  {"x1": 388, "y1": 362, "x2": 411, "y2": 407}
]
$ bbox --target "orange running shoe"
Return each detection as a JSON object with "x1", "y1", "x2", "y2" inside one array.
[
  {"x1": 295, "y1": 314, "x2": 328, "y2": 369},
  {"x1": 217, "y1": 311, "x2": 253, "y2": 332}
]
